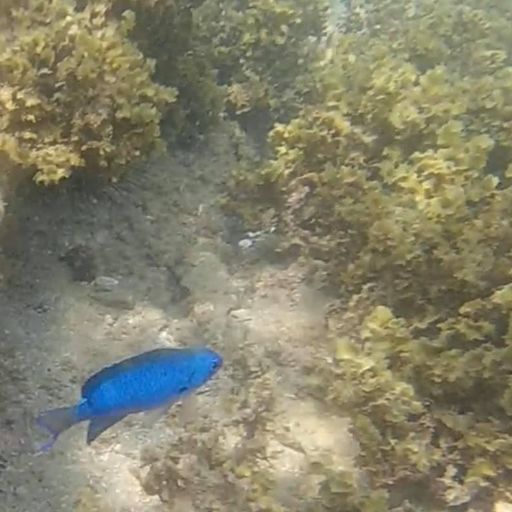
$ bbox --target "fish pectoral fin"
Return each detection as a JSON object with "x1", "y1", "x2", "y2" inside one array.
[
  {"x1": 141, "y1": 396, "x2": 196, "y2": 428},
  {"x1": 140, "y1": 403, "x2": 173, "y2": 428},
  {"x1": 86, "y1": 414, "x2": 127, "y2": 445}
]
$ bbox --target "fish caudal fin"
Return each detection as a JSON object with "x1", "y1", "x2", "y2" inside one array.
[{"x1": 34, "y1": 405, "x2": 79, "y2": 452}]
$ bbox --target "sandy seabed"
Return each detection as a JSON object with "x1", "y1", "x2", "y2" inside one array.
[{"x1": 0, "y1": 125, "x2": 355, "y2": 512}]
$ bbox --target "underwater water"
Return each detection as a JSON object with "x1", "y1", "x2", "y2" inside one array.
[{"x1": 1, "y1": 0, "x2": 512, "y2": 511}]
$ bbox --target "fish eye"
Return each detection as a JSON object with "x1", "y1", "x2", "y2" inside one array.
[{"x1": 211, "y1": 359, "x2": 220, "y2": 371}]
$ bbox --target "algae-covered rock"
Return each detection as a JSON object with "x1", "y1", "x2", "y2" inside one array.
[
  {"x1": 226, "y1": 0, "x2": 512, "y2": 509},
  {"x1": 0, "y1": 0, "x2": 329, "y2": 191},
  {"x1": 0, "y1": 0, "x2": 176, "y2": 186},
  {"x1": 196, "y1": 0, "x2": 329, "y2": 125},
  {"x1": 101, "y1": 0, "x2": 225, "y2": 144}
]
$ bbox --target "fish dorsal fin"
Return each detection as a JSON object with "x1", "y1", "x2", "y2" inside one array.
[
  {"x1": 87, "y1": 414, "x2": 126, "y2": 444},
  {"x1": 81, "y1": 348, "x2": 185, "y2": 397}
]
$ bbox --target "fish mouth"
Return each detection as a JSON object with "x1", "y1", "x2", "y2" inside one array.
[{"x1": 211, "y1": 356, "x2": 223, "y2": 373}]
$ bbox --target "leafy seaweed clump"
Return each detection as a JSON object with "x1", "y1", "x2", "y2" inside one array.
[
  {"x1": 99, "y1": 0, "x2": 225, "y2": 144},
  {"x1": 0, "y1": 0, "x2": 330, "y2": 187},
  {"x1": 227, "y1": 0, "x2": 512, "y2": 508},
  {"x1": 0, "y1": 0, "x2": 176, "y2": 185},
  {"x1": 196, "y1": 0, "x2": 329, "y2": 127}
]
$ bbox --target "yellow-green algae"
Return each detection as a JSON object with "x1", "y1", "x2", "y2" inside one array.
[
  {"x1": 99, "y1": 0, "x2": 226, "y2": 144},
  {"x1": 0, "y1": 0, "x2": 176, "y2": 185},
  {"x1": 225, "y1": 0, "x2": 512, "y2": 509},
  {"x1": 0, "y1": 0, "x2": 326, "y2": 188},
  {"x1": 195, "y1": 0, "x2": 329, "y2": 121}
]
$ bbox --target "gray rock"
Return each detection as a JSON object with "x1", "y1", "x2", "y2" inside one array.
[{"x1": 93, "y1": 276, "x2": 120, "y2": 292}]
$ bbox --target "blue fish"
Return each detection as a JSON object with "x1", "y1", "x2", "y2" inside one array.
[{"x1": 34, "y1": 346, "x2": 222, "y2": 451}]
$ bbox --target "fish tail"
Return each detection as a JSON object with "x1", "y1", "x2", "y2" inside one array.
[{"x1": 34, "y1": 405, "x2": 80, "y2": 452}]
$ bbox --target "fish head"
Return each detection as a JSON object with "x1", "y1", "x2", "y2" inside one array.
[{"x1": 186, "y1": 347, "x2": 223, "y2": 389}]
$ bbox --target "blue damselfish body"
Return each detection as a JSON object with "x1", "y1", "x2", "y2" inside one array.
[{"x1": 34, "y1": 346, "x2": 223, "y2": 451}]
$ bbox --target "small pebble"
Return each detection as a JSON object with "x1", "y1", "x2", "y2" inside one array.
[
  {"x1": 238, "y1": 238, "x2": 254, "y2": 249},
  {"x1": 93, "y1": 276, "x2": 120, "y2": 292}
]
